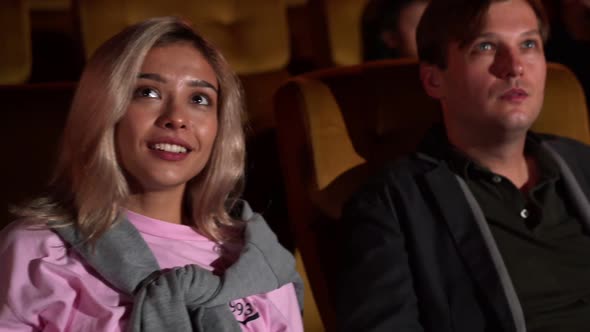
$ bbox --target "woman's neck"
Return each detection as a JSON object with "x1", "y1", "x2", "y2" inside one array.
[{"x1": 124, "y1": 187, "x2": 185, "y2": 224}]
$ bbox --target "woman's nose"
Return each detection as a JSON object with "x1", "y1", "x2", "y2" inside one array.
[{"x1": 156, "y1": 99, "x2": 188, "y2": 130}]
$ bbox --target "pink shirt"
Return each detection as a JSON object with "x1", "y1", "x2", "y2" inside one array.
[{"x1": 0, "y1": 211, "x2": 303, "y2": 332}]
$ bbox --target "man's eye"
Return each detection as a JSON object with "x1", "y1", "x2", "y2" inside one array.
[
  {"x1": 192, "y1": 94, "x2": 211, "y2": 106},
  {"x1": 477, "y1": 42, "x2": 495, "y2": 52},
  {"x1": 522, "y1": 39, "x2": 538, "y2": 49},
  {"x1": 133, "y1": 87, "x2": 159, "y2": 99}
]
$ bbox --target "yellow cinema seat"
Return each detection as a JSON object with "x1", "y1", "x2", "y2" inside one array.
[
  {"x1": 308, "y1": 0, "x2": 369, "y2": 67},
  {"x1": 0, "y1": 0, "x2": 32, "y2": 84}
]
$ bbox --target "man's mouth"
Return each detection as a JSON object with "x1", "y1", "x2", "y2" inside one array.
[{"x1": 500, "y1": 88, "x2": 529, "y2": 102}]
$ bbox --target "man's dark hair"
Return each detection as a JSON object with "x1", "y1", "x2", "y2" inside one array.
[{"x1": 416, "y1": 0, "x2": 549, "y2": 69}]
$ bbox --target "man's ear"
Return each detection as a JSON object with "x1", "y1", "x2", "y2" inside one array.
[{"x1": 420, "y1": 63, "x2": 444, "y2": 99}]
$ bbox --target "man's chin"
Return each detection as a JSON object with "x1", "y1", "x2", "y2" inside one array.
[{"x1": 494, "y1": 108, "x2": 538, "y2": 132}]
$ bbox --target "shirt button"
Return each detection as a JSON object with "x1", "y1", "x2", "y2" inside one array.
[
  {"x1": 492, "y1": 175, "x2": 502, "y2": 183},
  {"x1": 520, "y1": 209, "x2": 529, "y2": 219}
]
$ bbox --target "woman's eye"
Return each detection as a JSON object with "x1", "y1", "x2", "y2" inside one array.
[
  {"x1": 133, "y1": 87, "x2": 160, "y2": 99},
  {"x1": 192, "y1": 94, "x2": 211, "y2": 106}
]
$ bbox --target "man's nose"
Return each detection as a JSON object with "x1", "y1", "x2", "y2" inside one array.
[{"x1": 490, "y1": 46, "x2": 523, "y2": 79}]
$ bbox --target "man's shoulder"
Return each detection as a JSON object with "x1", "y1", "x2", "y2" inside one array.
[
  {"x1": 536, "y1": 133, "x2": 590, "y2": 162},
  {"x1": 378, "y1": 152, "x2": 442, "y2": 181},
  {"x1": 347, "y1": 153, "x2": 442, "y2": 203},
  {"x1": 537, "y1": 133, "x2": 590, "y2": 150}
]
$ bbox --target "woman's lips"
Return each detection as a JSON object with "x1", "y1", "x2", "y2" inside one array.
[
  {"x1": 147, "y1": 136, "x2": 194, "y2": 151},
  {"x1": 149, "y1": 148, "x2": 190, "y2": 161},
  {"x1": 147, "y1": 137, "x2": 193, "y2": 161}
]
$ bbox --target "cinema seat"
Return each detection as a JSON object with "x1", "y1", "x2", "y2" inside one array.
[{"x1": 0, "y1": 0, "x2": 32, "y2": 84}]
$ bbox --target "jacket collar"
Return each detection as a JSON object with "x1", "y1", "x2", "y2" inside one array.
[{"x1": 415, "y1": 123, "x2": 548, "y2": 166}]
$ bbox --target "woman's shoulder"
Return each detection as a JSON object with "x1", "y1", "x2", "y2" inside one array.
[
  {"x1": 0, "y1": 218, "x2": 87, "y2": 287},
  {"x1": 0, "y1": 218, "x2": 66, "y2": 256},
  {"x1": 0, "y1": 220, "x2": 70, "y2": 325},
  {"x1": 0, "y1": 219, "x2": 129, "y2": 330},
  {"x1": 0, "y1": 219, "x2": 78, "y2": 288}
]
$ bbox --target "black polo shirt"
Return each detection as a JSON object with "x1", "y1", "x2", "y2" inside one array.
[{"x1": 446, "y1": 134, "x2": 590, "y2": 332}]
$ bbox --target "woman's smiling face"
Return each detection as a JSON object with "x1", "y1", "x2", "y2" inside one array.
[{"x1": 116, "y1": 42, "x2": 219, "y2": 194}]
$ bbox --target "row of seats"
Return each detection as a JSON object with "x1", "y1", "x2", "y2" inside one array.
[
  {"x1": 2, "y1": 0, "x2": 371, "y2": 79},
  {"x1": 1, "y1": 0, "x2": 374, "y2": 135}
]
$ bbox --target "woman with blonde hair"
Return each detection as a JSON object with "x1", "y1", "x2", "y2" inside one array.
[{"x1": 0, "y1": 17, "x2": 303, "y2": 331}]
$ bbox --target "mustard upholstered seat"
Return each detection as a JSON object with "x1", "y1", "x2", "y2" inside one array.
[
  {"x1": 532, "y1": 63, "x2": 590, "y2": 143},
  {"x1": 274, "y1": 59, "x2": 589, "y2": 330},
  {"x1": 308, "y1": 0, "x2": 369, "y2": 67},
  {"x1": 294, "y1": 249, "x2": 325, "y2": 332},
  {"x1": 0, "y1": 0, "x2": 32, "y2": 84},
  {"x1": 77, "y1": 0, "x2": 289, "y2": 75}
]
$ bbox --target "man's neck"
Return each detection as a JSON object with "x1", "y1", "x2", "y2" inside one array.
[{"x1": 446, "y1": 127, "x2": 533, "y2": 189}]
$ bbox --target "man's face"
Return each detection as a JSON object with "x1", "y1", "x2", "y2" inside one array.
[{"x1": 433, "y1": 0, "x2": 546, "y2": 137}]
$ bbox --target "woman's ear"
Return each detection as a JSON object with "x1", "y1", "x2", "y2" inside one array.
[{"x1": 419, "y1": 63, "x2": 444, "y2": 99}]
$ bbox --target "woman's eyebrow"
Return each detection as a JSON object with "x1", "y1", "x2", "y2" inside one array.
[
  {"x1": 187, "y1": 79, "x2": 218, "y2": 93},
  {"x1": 137, "y1": 73, "x2": 218, "y2": 93}
]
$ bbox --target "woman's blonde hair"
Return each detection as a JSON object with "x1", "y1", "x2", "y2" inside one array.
[{"x1": 16, "y1": 17, "x2": 246, "y2": 246}]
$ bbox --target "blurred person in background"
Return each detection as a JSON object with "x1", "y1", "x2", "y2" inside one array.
[
  {"x1": 544, "y1": 0, "x2": 590, "y2": 105},
  {"x1": 362, "y1": 0, "x2": 428, "y2": 60}
]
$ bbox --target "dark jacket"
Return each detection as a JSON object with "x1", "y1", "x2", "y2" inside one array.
[{"x1": 336, "y1": 133, "x2": 590, "y2": 332}]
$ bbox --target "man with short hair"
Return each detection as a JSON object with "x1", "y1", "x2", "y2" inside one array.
[{"x1": 337, "y1": 0, "x2": 590, "y2": 331}]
